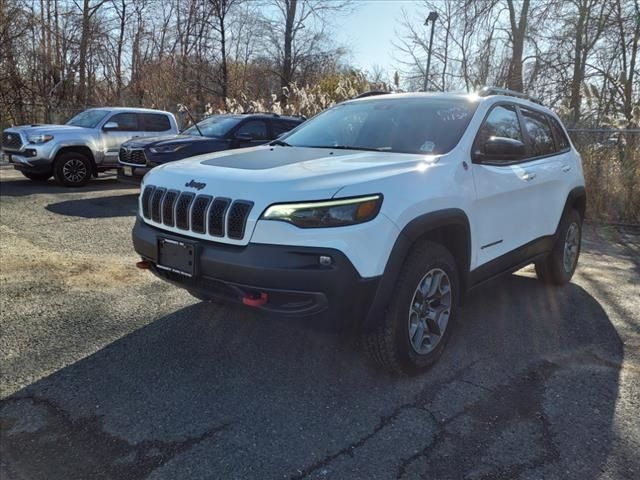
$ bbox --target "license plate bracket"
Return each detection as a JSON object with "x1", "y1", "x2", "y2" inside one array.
[
  {"x1": 157, "y1": 237, "x2": 196, "y2": 277},
  {"x1": 123, "y1": 166, "x2": 133, "y2": 176}
]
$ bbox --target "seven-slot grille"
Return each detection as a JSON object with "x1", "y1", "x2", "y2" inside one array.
[
  {"x1": 141, "y1": 185, "x2": 253, "y2": 240},
  {"x1": 119, "y1": 147, "x2": 147, "y2": 165},
  {"x1": 2, "y1": 131, "x2": 23, "y2": 150}
]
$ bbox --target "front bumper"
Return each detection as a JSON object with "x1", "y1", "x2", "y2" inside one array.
[
  {"x1": 132, "y1": 217, "x2": 379, "y2": 329},
  {"x1": 4, "y1": 152, "x2": 53, "y2": 174}
]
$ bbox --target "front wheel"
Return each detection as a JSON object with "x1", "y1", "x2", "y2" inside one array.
[
  {"x1": 22, "y1": 171, "x2": 52, "y2": 182},
  {"x1": 535, "y1": 209, "x2": 582, "y2": 285},
  {"x1": 53, "y1": 152, "x2": 92, "y2": 187},
  {"x1": 364, "y1": 241, "x2": 459, "y2": 375}
]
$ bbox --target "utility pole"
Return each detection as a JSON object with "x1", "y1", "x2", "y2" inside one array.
[{"x1": 423, "y1": 11, "x2": 438, "y2": 92}]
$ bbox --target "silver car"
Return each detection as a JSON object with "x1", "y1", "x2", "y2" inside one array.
[{"x1": 1, "y1": 107, "x2": 178, "y2": 187}]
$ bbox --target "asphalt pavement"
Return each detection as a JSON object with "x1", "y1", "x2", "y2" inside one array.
[{"x1": 0, "y1": 165, "x2": 638, "y2": 479}]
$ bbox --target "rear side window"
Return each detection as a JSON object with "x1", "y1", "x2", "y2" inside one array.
[
  {"x1": 475, "y1": 104, "x2": 522, "y2": 153},
  {"x1": 520, "y1": 108, "x2": 555, "y2": 157},
  {"x1": 142, "y1": 113, "x2": 172, "y2": 132},
  {"x1": 236, "y1": 120, "x2": 268, "y2": 140},
  {"x1": 108, "y1": 113, "x2": 139, "y2": 131},
  {"x1": 547, "y1": 116, "x2": 570, "y2": 151},
  {"x1": 272, "y1": 120, "x2": 299, "y2": 138}
]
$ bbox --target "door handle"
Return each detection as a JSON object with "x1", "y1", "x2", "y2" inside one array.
[
  {"x1": 522, "y1": 172, "x2": 536, "y2": 181},
  {"x1": 562, "y1": 165, "x2": 572, "y2": 172}
]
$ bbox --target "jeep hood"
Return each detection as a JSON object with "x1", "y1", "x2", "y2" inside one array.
[{"x1": 146, "y1": 145, "x2": 433, "y2": 199}]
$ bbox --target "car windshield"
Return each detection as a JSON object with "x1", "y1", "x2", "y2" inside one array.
[
  {"x1": 182, "y1": 115, "x2": 242, "y2": 137},
  {"x1": 282, "y1": 96, "x2": 479, "y2": 155},
  {"x1": 66, "y1": 109, "x2": 110, "y2": 128}
]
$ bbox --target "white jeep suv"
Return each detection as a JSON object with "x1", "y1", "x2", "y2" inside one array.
[{"x1": 132, "y1": 88, "x2": 586, "y2": 374}]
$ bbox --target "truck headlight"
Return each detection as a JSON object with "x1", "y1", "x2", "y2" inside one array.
[
  {"x1": 261, "y1": 195, "x2": 382, "y2": 228},
  {"x1": 150, "y1": 144, "x2": 188, "y2": 153},
  {"x1": 27, "y1": 134, "x2": 53, "y2": 144}
]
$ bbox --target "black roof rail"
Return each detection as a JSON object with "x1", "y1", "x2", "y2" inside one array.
[
  {"x1": 353, "y1": 90, "x2": 390, "y2": 99},
  {"x1": 241, "y1": 111, "x2": 280, "y2": 117},
  {"x1": 477, "y1": 86, "x2": 543, "y2": 105}
]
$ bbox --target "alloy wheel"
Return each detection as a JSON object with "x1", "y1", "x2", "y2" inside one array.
[
  {"x1": 408, "y1": 268, "x2": 452, "y2": 355},
  {"x1": 62, "y1": 158, "x2": 87, "y2": 184},
  {"x1": 563, "y1": 222, "x2": 579, "y2": 273}
]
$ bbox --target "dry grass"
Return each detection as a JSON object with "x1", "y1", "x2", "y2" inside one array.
[
  {"x1": 0, "y1": 225, "x2": 146, "y2": 291},
  {"x1": 580, "y1": 142, "x2": 640, "y2": 224}
]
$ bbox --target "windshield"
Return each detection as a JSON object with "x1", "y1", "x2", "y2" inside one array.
[
  {"x1": 66, "y1": 109, "x2": 110, "y2": 128},
  {"x1": 183, "y1": 115, "x2": 242, "y2": 137},
  {"x1": 282, "y1": 97, "x2": 479, "y2": 155}
]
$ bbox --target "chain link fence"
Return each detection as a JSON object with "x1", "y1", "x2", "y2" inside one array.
[{"x1": 567, "y1": 129, "x2": 639, "y2": 225}]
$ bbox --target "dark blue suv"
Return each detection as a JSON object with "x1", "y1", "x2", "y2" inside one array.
[{"x1": 117, "y1": 113, "x2": 304, "y2": 184}]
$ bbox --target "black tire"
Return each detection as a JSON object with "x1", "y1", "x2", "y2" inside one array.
[
  {"x1": 22, "y1": 171, "x2": 52, "y2": 182},
  {"x1": 364, "y1": 241, "x2": 459, "y2": 375},
  {"x1": 53, "y1": 151, "x2": 92, "y2": 187},
  {"x1": 535, "y1": 209, "x2": 582, "y2": 285}
]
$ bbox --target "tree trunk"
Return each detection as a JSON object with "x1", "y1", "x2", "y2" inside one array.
[
  {"x1": 506, "y1": 0, "x2": 529, "y2": 92},
  {"x1": 280, "y1": 0, "x2": 297, "y2": 105}
]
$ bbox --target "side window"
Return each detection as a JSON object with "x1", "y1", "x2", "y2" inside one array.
[
  {"x1": 142, "y1": 113, "x2": 171, "y2": 132},
  {"x1": 547, "y1": 115, "x2": 570, "y2": 151},
  {"x1": 520, "y1": 108, "x2": 555, "y2": 157},
  {"x1": 474, "y1": 104, "x2": 522, "y2": 154},
  {"x1": 235, "y1": 120, "x2": 268, "y2": 140},
  {"x1": 108, "y1": 113, "x2": 139, "y2": 131},
  {"x1": 272, "y1": 121, "x2": 298, "y2": 138}
]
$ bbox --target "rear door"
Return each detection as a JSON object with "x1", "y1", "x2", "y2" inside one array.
[
  {"x1": 102, "y1": 112, "x2": 145, "y2": 166},
  {"x1": 470, "y1": 103, "x2": 539, "y2": 267},
  {"x1": 517, "y1": 107, "x2": 569, "y2": 239}
]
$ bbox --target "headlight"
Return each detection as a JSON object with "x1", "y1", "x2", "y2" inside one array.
[
  {"x1": 150, "y1": 144, "x2": 188, "y2": 153},
  {"x1": 27, "y1": 134, "x2": 53, "y2": 144},
  {"x1": 261, "y1": 194, "x2": 382, "y2": 228}
]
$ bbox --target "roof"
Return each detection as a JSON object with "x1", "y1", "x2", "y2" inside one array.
[
  {"x1": 86, "y1": 106, "x2": 174, "y2": 115},
  {"x1": 345, "y1": 91, "x2": 553, "y2": 112}
]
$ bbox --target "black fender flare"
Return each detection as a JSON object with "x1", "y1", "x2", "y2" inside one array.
[
  {"x1": 361, "y1": 208, "x2": 471, "y2": 331},
  {"x1": 556, "y1": 186, "x2": 586, "y2": 237}
]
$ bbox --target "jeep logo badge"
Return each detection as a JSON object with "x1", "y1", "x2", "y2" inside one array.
[{"x1": 185, "y1": 179, "x2": 206, "y2": 190}]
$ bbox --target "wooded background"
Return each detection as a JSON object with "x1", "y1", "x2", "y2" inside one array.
[
  {"x1": 0, "y1": 0, "x2": 638, "y2": 222},
  {"x1": 1, "y1": 0, "x2": 637, "y2": 127}
]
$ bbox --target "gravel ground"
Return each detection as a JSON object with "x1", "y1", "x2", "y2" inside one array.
[{"x1": 0, "y1": 165, "x2": 639, "y2": 480}]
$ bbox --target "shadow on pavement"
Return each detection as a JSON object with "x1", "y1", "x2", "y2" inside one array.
[
  {"x1": 0, "y1": 274, "x2": 626, "y2": 479},
  {"x1": 0, "y1": 175, "x2": 135, "y2": 198},
  {"x1": 46, "y1": 194, "x2": 138, "y2": 218}
]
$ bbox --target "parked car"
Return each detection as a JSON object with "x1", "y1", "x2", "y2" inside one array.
[
  {"x1": 131, "y1": 88, "x2": 586, "y2": 374},
  {"x1": 1, "y1": 107, "x2": 178, "y2": 187},
  {"x1": 117, "y1": 113, "x2": 305, "y2": 184}
]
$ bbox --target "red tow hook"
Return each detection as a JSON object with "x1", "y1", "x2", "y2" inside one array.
[
  {"x1": 242, "y1": 292, "x2": 268, "y2": 307},
  {"x1": 136, "y1": 260, "x2": 152, "y2": 270}
]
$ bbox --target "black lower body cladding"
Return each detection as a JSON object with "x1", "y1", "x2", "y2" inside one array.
[{"x1": 132, "y1": 217, "x2": 379, "y2": 330}]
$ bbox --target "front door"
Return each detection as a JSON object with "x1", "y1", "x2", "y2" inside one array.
[
  {"x1": 102, "y1": 112, "x2": 145, "y2": 166},
  {"x1": 470, "y1": 103, "x2": 539, "y2": 268}
]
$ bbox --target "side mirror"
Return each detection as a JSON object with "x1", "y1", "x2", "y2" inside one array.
[
  {"x1": 474, "y1": 136, "x2": 525, "y2": 163},
  {"x1": 103, "y1": 121, "x2": 119, "y2": 131}
]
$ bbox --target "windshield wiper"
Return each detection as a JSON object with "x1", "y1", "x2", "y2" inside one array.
[
  {"x1": 270, "y1": 139, "x2": 291, "y2": 147},
  {"x1": 305, "y1": 145, "x2": 385, "y2": 152}
]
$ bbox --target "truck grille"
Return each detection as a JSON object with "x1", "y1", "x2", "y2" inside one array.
[
  {"x1": 119, "y1": 147, "x2": 147, "y2": 165},
  {"x1": 141, "y1": 185, "x2": 254, "y2": 241},
  {"x1": 2, "y1": 131, "x2": 23, "y2": 150}
]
